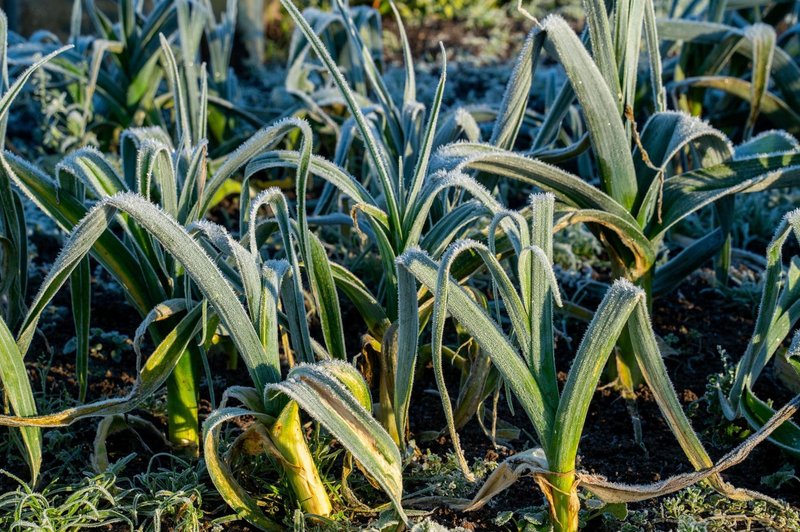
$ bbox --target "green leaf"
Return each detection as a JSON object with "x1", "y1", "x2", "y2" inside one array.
[
  {"x1": 70, "y1": 257, "x2": 91, "y2": 402},
  {"x1": 541, "y1": 15, "x2": 637, "y2": 208},
  {"x1": 736, "y1": 130, "x2": 799, "y2": 157},
  {"x1": 656, "y1": 153, "x2": 800, "y2": 239},
  {"x1": 393, "y1": 260, "x2": 420, "y2": 441},
  {"x1": 434, "y1": 143, "x2": 632, "y2": 220},
  {"x1": 387, "y1": 0, "x2": 415, "y2": 105},
  {"x1": 159, "y1": 33, "x2": 192, "y2": 147},
  {"x1": 269, "y1": 362, "x2": 407, "y2": 522},
  {"x1": 653, "y1": 229, "x2": 726, "y2": 297},
  {"x1": 583, "y1": 0, "x2": 619, "y2": 101},
  {"x1": 527, "y1": 193, "x2": 558, "y2": 407},
  {"x1": 56, "y1": 148, "x2": 129, "y2": 199},
  {"x1": 203, "y1": 408, "x2": 283, "y2": 531},
  {"x1": 330, "y1": 262, "x2": 390, "y2": 339},
  {"x1": 741, "y1": 389, "x2": 800, "y2": 458},
  {"x1": 644, "y1": 0, "x2": 665, "y2": 113},
  {"x1": 614, "y1": 0, "x2": 646, "y2": 113},
  {"x1": 307, "y1": 231, "x2": 347, "y2": 360},
  {"x1": 0, "y1": 157, "x2": 26, "y2": 328},
  {"x1": 550, "y1": 280, "x2": 642, "y2": 471},
  {"x1": 490, "y1": 29, "x2": 545, "y2": 152},
  {"x1": 404, "y1": 45, "x2": 447, "y2": 224},
  {"x1": 0, "y1": 316, "x2": 41, "y2": 483},
  {"x1": 633, "y1": 111, "x2": 732, "y2": 227},
  {"x1": 605, "y1": 502, "x2": 628, "y2": 520},
  {"x1": 743, "y1": 23, "x2": 777, "y2": 138}
]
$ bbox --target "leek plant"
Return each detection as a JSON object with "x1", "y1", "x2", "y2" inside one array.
[
  {"x1": 238, "y1": 0, "x2": 549, "y2": 443},
  {"x1": 656, "y1": 0, "x2": 800, "y2": 283},
  {"x1": 720, "y1": 208, "x2": 800, "y2": 456},
  {"x1": 431, "y1": 1, "x2": 800, "y2": 390},
  {"x1": 274, "y1": 0, "x2": 476, "y2": 322},
  {"x1": 660, "y1": 0, "x2": 800, "y2": 136},
  {"x1": 0, "y1": 190, "x2": 405, "y2": 528},
  {"x1": 3, "y1": 32, "x2": 405, "y2": 516},
  {"x1": 22, "y1": 0, "x2": 179, "y2": 145},
  {"x1": 396, "y1": 192, "x2": 800, "y2": 532},
  {"x1": 2, "y1": 36, "x2": 305, "y2": 451},
  {"x1": 283, "y1": 0, "x2": 800, "y2": 396}
]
